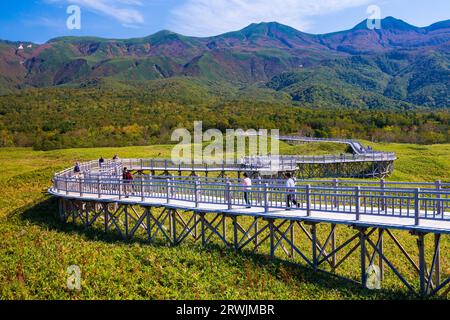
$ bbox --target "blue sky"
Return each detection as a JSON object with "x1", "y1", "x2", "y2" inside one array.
[{"x1": 1, "y1": 0, "x2": 449, "y2": 43}]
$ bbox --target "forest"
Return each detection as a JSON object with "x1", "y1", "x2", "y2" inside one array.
[{"x1": 0, "y1": 85, "x2": 448, "y2": 151}]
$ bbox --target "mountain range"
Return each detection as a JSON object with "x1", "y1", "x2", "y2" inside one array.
[{"x1": 1, "y1": 16, "x2": 449, "y2": 108}]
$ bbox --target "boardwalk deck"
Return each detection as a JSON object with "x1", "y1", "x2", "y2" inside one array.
[{"x1": 49, "y1": 189, "x2": 450, "y2": 234}]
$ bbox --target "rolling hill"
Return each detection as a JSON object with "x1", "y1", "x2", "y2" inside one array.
[{"x1": 0, "y1": 17, "x2": 449, "y2": 108}]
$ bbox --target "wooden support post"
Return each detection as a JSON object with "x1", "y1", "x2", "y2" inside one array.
[
  {"x1": 194, "y1": 214, "x2": 198, "y2": 240},
  {"x1": 312, "y1": 224, "x2": 317, "y2": 270},
  {"x1": 331, "y1": 224, "x2": 336, "y2": 269},
  {"x1": 269, "y1": 219, "x2": 275, "y2": 259},
  {"x1": 254, "y1": 218, "x2": 259, "y2": 252},
  {"x1": 417, "y1": 233, "x2": 426, "y2": 296},
  {"x1": 171, "y1": 210, "x2": 177, "y2": 246},
  {"x1": 58, "y1": 199, "x2": 64, "y2": 221},
  {"x1": 360, "y1": 229, "x2": 367, "y2": 287},
  {"x1": 104, "y1": 205, "x2": 109, "y2": 232},
  {"x1": 290, "y1": 221, "x2": 295, "y2": 259},
  {"x1": 146, "y1": 209, "x2": 151, "y2": 241},
  {"x1": 222, "y1": 214, "x2": 227, "y2": 242},
  {"x1": 201, "y1": 213, "x2": 206, "y2": 246},
  {"x1": 124, "y1": 206, "x2": 129, "y2": 239},
  {"x1": 233, "y1": 216, "x2": 238, "y2": 250},
  {"x1": 379, "y1": 229, "x2": 384, "y2": 281},
  {"x1": 434, "y1": 233, "x2": 441, "y2": 287}
]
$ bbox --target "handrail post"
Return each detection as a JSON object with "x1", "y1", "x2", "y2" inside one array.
[
  {"x1": 333, "y1": 178, "x2": 338, "y2": 208},
  {"x1": 118, "y1": 179, "x2": 122, "y2": 200},
  {"x1": 264, "y1": 183, "x2": 269, "y2": 213},
  {"x1": 257, "y1": 177, "x2": 262, "y2": 204},
  {"x1": 435, "y1": 180, "x2": 442, "y2": 216},
  {"x1": 79, "y1": 178, "x2": 83, "y2": 197},
  {"x1": 415, "y1": 188, "x2": 421, "y2": 226},
  {"x1": 380, "y1": 178, "x2": 386, "y2": 212},
  {"x1": 355, "y1": 186, "x2": 361, "y2": 221},
  {"x1": 166, "y1": 179, "x2": 170, "y2": 204},
  {"x1": 97, "y1": 177, "x2": 101, "y2": 199},
  {"x1": 306, "y1": 184, "x2": 311, "y2": 217},
  {"x1": 141, "y1": 178, "x2": 145, "y2": 202},
  {"x1": 227, "y1": 182, "x2": 232, "y2": 210},
  {"x1": 195, "y1": 181, "x2": 199, "y2": 208}
]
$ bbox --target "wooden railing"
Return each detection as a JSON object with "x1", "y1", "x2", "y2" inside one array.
[{"x1": 52, "y1": 173, "x2": 450, "y2": 225}]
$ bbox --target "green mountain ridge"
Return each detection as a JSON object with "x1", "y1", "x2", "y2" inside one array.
[{"x1": 0, "y1": 17, "x2": 449, "y2": 108}]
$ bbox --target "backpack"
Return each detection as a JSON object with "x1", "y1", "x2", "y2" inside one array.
[{"x1": 126, "y1": 172, "x2": 133, "y2": 181}]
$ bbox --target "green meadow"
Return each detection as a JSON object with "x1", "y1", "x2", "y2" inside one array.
[{"x1": 0, "y1": 141, "x2": 449, "y2": 299}]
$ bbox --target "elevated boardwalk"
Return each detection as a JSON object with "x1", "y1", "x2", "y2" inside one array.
[
  {"x1": 250, "y1": 134, "x2": 397, "y2": 178},
  {"x1": 275, "y1": 135, "x2": 371, "y2": 155},
  {"x1": 50, "y1": 160, "x2": 449, "y2": 297}
]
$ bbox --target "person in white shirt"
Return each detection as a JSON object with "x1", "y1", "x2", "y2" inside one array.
[
  {"x1": 286, "y1": 172, "x2": 299, "y2": 209},
  {"x1": 242, "y1": 173, "x2": 252, "y2": 208}
]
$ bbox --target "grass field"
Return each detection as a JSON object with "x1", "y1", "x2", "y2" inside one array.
[{"x1": 0, "y1": 141, "x2": 449, "y2": 300}]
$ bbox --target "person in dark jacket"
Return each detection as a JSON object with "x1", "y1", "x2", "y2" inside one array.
[
  {"x1": 99, "y1": 156, "x2": 105, "y2": 168},
  {"x1": 122, "y1": 168, "x2": 134, "y2": 198},
  {"x1": 74, "y1": 162, "x2": 81, "y2": 177}
]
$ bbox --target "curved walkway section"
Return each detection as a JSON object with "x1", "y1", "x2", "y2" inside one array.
[
  {"x1": 247, "y1": 134, "x2": 396, "y2": 178},
  {"x1": 51, "y1": 165, "x2": 450, "y2": 234}
]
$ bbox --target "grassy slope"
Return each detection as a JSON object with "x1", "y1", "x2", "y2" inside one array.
[{"x1": 0, "y1": 142, "x2": 448, "y2": 299}]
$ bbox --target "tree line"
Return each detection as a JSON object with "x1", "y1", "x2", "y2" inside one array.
[{"x1": 0, "y1": 87, "x2": 448, "y2": 150}]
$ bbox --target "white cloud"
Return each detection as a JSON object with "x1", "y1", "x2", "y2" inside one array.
[
  {"x1": 170, "y1": 0, "x2": 372, "y2": 36},
  {"x1": 46, "y1": 0, "x2": 144, "y2": 26}
]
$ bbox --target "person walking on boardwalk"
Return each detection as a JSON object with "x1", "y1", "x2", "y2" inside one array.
[
  {"x1": 74, "y1": 162, "x2": 81, "y2": 177},
  {"x1": 122, "y1": 167, "x2": 134, "y2": 198},
  {"x1": 113, "y1": 154, "x2": 120, "y2": 162},
  {"x1": 99, "y1": 156, "x2": 105, "y2": 168},
  {"x1": 286, "y1": 172, "x2": 299, "y2": 210},
  {"x1": 242, "y1": 173, "x2": 252, "y2": 208}
]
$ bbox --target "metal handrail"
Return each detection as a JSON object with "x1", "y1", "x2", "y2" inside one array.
[{"x1": 52, "y1": 173, "x2": 450, "y2": 225}]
